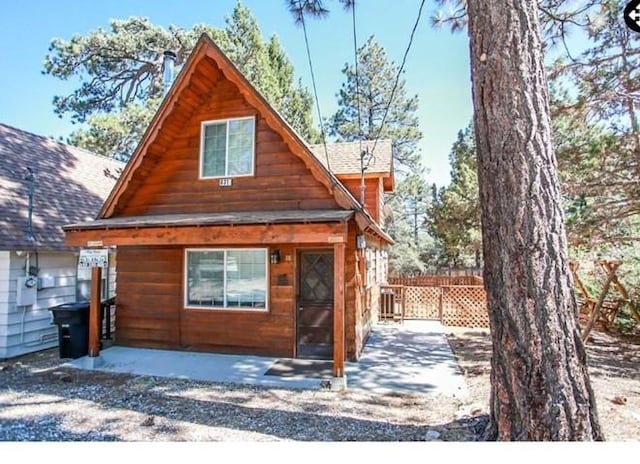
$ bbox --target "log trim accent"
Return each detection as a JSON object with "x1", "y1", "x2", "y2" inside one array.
[
  {"x1": 333, "y1": 172, "x2": 393, "y2": 192},
  {"x1": 88, "y1": 267, "x2": 102, "y2": 357},
  {"x1": 65, "y1": 222, "x2": 349, "y2": 248},
  {"x1": 333, "y1": 241, "x2": 346, "y2": 377},
  {"x1": 64, "y1": 210, "x2": 354, "y2": 231}
]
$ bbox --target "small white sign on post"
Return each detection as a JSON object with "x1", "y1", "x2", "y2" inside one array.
[{"x1": 79, "y1": 249, "x2": 109, "y2": 269}]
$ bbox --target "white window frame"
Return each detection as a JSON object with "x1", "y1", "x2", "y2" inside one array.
[
  {"x1": 380, "y1": 250, "x2": 389, "y2": 284},
  {"x1": 184, "y1": 248, "x2": 268, "y2": 312},
  {"x1": 376, "y1": 249, "x2": 384, "y2": 283},
  {"x1": 366, "y1": 248, "x2": 377, "y2": 289},
  {"x1": 199, "y1": 116, "x2": 255, "y2": 179}
]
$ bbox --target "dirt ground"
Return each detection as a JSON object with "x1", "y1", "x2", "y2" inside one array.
[
  {"x1": 446, "y1": 326, "x2": 640, "y2": 441},
  {"x1": 0, "y1": 345, "x2": 482, "y2": 441},
  {"x1": 0, "y1": 326, "x2": 637, "y2": 441}
]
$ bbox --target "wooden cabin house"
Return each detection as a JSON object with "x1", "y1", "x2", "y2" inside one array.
[{"x1": 63, "y1": 34, "x2": 394, "y2": 376}]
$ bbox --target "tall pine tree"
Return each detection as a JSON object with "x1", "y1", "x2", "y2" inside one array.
[
  {"x1": 428, "y1": 125, "x2": 481, "y2": 268},
  {"x1": 467, "y1": 0, "x2": 602, "y2": 439},
  {"x1": 287, "y1": 0, "x2": 603, "y2": 439},
  {"x1": 328, "y1": 36, "x2": 430, "y2": 274},
  {"x1": 551, "y1": 1, "x2": 640, "y2": 247},
  {"x1": 330, "y1": 36, "x2": 422, "y2": 173},
  {"x1": 44, "y1": 1, "x2": 318, "y2": 159}
]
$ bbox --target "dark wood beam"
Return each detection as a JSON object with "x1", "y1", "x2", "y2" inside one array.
[
  {"x1": 88, "y1": 267, "x2": 102, "y2": 357},
  {"x1": 333, "y1": 241, "x2": 346, "y2": 378},
  {"x1": 65, "y1": 222, "x2": 348, "y2": 248}
]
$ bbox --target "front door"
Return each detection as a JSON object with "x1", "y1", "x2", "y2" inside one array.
[{"x1": 297, "y1": 251, "x2": 334, "y2": 359}]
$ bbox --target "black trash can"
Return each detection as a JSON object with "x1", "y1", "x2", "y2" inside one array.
[{"x1": 49, "y1": 301, "x2": 90, "y2": 359}]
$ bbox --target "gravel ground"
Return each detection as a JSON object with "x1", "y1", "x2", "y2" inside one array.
[
  {"x1": 447, "y1": 326, "x2": 640, "y2": 441},
  {"x1": 0, "y1": 348, "x2": 486, "y2": 441},
  {"x1": 5, "y1": 327, "x2": 633, "y2": 442}
]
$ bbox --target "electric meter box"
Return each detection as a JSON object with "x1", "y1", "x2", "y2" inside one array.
[{"x1": 17, "y1": 276, "x2": 38, "y2": 306}]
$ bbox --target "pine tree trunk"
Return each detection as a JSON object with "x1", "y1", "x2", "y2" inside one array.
[{"x1": 466, "y1": 0, "x2": 603, "y2": 440}]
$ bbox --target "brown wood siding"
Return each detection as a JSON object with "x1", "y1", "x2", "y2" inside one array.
[
  {"x1": 115, "y1": 247, "x2": 181, "y2": 349},
  {"x1": 180, "y1": 243, "x2": 295, "y2": 356},
  {"x1": 102, "y1": 53, "x2": 368, "y2": 360},
  {"x1": 339, "y1": 178, "x2": 381, "y2": 224},
  {"x1": 347, "y1": 224, "x2": 385, "y2": 360},
  {"x1": 345, "y1": 220, "x2": 360, "y2": 360},
  {"x1": 114, "y1": 67, "x2": 339, "y2": 217},
  {"x1": 114, "y1": 244, "x2": 296, "y2": 357}
]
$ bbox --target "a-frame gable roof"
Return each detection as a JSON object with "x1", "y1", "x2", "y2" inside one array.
[{"x1": 99, "y1": 33, "x2": 391, "y2": 243}]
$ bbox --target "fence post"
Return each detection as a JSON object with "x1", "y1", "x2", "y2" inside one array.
[{"x1": 438, "y1": 287, "x2": 444, "y2": 322}]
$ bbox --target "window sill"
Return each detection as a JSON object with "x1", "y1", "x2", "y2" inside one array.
[
  {"x1": 199, "y1": 173, "x2": 254, "y2": 180},
  {"x1": 184, "y1": 305, "x2": 269, "y2": 313}
]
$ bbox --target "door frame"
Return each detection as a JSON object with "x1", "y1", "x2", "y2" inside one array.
[{"x1": 294, "y1": 247, "x2": 334, "y2": 359}]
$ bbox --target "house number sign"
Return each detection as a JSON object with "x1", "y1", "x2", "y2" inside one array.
[{"x1": 79, "y1": 249, "x2": 109, "y2": 269}]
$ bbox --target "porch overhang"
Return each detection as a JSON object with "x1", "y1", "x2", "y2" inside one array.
[
  {"x1": 63, "y1": 209, "x2": 353, "y2": 380},
  {"x1": 63, "y1": 210, "x2": 354, "y2": 247},
  {"x1": 354, "y1": 213, "x2": 394, "y2": 246}
]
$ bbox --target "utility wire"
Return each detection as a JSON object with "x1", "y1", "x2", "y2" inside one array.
[
  {"x1": 352, "y1": 1, "x2": 368, "y2": 206},
  {"x1": 352, "y1": 2, "x2": 363, "y2": 144},
  {"x1": 370, "y1": 0, "x2": 426, "y2": 159},
  {"x1": 299, "y1": 1, "x2": 332, "y2": 173}
]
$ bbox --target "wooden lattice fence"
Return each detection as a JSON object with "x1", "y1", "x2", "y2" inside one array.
[
  {"x1": 381, "y1": 279, "x2": 489, "y2": 328},
  {"x1": 404, "y1": 286, "x2": 440, "y2": 319},
  {"x1": 389, "y1": 275, "x2": 483, "y2": 287},
  {"x1": 440, "y1": 286, "x2": 488, "y2": 327}
]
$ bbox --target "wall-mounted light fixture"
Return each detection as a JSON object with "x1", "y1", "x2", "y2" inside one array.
[
  {"x1": 356, "y1": 234, "x2": 366, "y2": 250},
  {"x1": 270, "y1": 249, "x2": 281, "y2": 264}
]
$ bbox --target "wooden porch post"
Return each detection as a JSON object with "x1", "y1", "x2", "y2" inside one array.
[
  {"x1": 88, "y1": 266, "x2": 102, "y2": 357},
  {"x1": 333, "y1": 242, "x2": 346, "y2": 378}
]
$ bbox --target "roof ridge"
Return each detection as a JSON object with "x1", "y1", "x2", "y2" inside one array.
[
  {"x1": 0, "y1": 122, "x2": 125, "y2": 166},
  {"x1": 309, "y1": 139, "x2": 392, "y2": 146}
]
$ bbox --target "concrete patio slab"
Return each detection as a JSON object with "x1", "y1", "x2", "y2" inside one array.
[
  {"x1": 346, "y1": 320, "x2": 468, "y2": 397},
  {"x1": 67, "y1": 346, "x2": 323, "y2": 390},
  {"x1": 66, "y1": 320, "x2": 468, "y2": 397}
]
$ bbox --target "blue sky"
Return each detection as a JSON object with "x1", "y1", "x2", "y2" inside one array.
[{"x1": 0, "y1": 0, "x2": 474, "y2": 186}]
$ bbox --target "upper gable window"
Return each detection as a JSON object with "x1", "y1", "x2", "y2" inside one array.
[{"x1": 200, "y1": 116, "x2": 255, "y2": 178}]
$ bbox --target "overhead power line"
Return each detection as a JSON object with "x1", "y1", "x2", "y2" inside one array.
[
  {"x1": 352, "y1": 2, "x2": 363, "y2": 143},
  {"x1": 298, "y1": 0, "x2": 332, "y2": 172},
  {"x1": 370, "y1": 0, "x2": 426, "y2": 159},
  {"x1": 352, "y1": 0, "x2": 368, "y2": 206}
]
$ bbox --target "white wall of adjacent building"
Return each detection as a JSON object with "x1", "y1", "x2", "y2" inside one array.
[
  {"x1": 0, "y1": 250, "x2": 116, "y2": 360},
  {"x1": 0, "y1": 251, "x2": 12, "y2": 357}
]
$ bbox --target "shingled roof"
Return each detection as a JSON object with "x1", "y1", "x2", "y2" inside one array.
[
  {"x1": 309, "y1": 140, "x2": 393, "y2": 175},
  {"x1": 0, "y1": 123, "x2": 123, "y2": 251}
]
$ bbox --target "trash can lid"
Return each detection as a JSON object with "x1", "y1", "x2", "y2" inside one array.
[{"x1": 49, "y1": 301, "x2": 90, "y2": 311}]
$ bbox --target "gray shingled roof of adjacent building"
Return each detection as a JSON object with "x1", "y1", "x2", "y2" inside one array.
[
  {"x1": 0, "y1": 123, "x2": 123, "y2": 251},
  {"x1": 309, "y1": 140, "x2": 393, "y2": 175}
]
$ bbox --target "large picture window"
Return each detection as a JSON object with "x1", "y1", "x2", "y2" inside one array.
[
  {"x1": 185, "y1": 249, "x2": 267, "y2": 310},
  {"x1": 200, "y1": 117, "x2": 255, "y2": 178}
]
